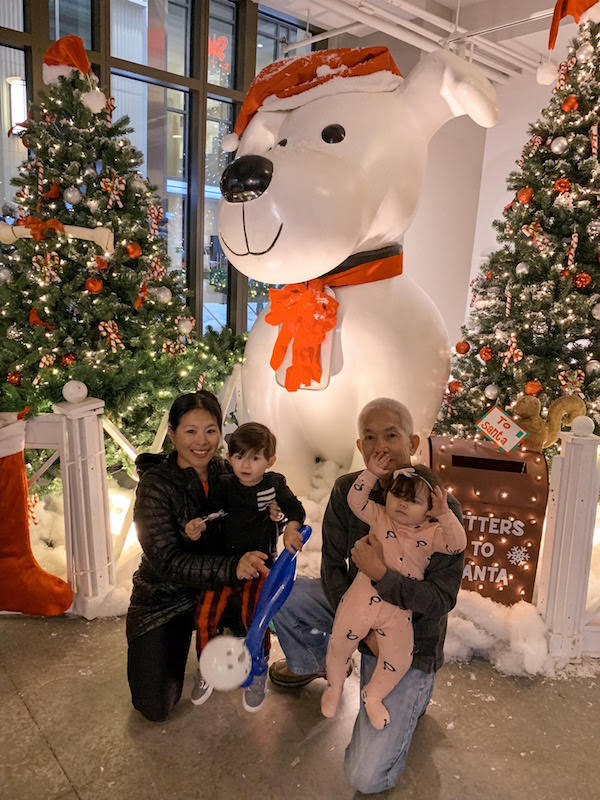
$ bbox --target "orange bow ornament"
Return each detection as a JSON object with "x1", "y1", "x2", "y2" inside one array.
[
  {"x1": 29, "y1": 308, "x2": 54, "y2": 330},
  {"x1": 18, "y1": 215, "x2": 64, "y2": 242}
]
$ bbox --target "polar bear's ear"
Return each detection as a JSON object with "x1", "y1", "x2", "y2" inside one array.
[{"x1": 400, "y1": 49, "x2": 498, "y2": 140}]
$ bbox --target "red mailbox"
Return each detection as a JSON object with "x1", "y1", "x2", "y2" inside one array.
[{"x1": 429, "y1": 436, "x2": 549, "y2": 606}]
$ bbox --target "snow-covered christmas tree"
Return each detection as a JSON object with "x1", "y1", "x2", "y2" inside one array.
[
  {"x1": 436, "y1": 12, "x2": 600, "y2": 439},
  {"x1": 0, "y1": 36, "x2": 243, "y2": 464}
]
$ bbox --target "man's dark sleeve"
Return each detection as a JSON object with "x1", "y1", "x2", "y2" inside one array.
[{"x1": 320, "y1": 477, "x2": 353, "y2": 612}]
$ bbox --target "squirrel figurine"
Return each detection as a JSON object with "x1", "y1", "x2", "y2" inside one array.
[{"x1": 512, "y1": 395, "x2": 587, "y2": 452}]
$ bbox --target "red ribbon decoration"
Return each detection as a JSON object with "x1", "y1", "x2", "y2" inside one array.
[
  {"x1": 265, "y1": 253, "x2": 403, "y2": 392},
  {"x1": 134, "y1": 282, "x2": 148, "y2": 308},
  {"x1": 18, "y1": 215, "x2": 64, "y2": 241},
  {"x1": 29, "y1": 308, "x2": 54, "y2": 330}
]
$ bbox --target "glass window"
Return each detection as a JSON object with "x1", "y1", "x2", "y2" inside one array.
[
  {"x1": 204, "y1": 98, "x2": 232, "y2": 333},
  {"x1": 110, "y1": 0, "x2": 191, "y2": 76},
  {"x1": 256, "y1": 11, "x2": 311, "y2": 74},
  {"x1": 0, "y1": 0, "x2": 25, "y2": 31},
  {"x1": 208, "y1": 0, "x2": 236, "y2": 89},
  {"x1": 111, "y1": 74, "x2": 188, "y2": 273},
  {"x1": 49, "y1": 0, "x2": 93, "y2": 49},
  {"x1": 0, "y1": 47, "x2": 26, "y2": 223},
  {"x1": 247, "y1": 279, "x2": 272, "y2": 332}
]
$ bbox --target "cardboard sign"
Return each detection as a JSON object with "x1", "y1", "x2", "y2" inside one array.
[
  {"x1": 429, "y1": 436, "x2": 548, "y2": 606},
  {"x1": 475, "y1": 405, "x2": 528, "y2": 452}
]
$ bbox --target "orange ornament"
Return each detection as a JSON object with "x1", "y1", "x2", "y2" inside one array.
[
  {"x1": 94, "y1": 256, "x2": 108, "y2": 270},
  {"x1": 574, "y1": 271, "x2": 592, "y2": 288},
  {"x1": 126, "y1": 242, "x2": 142, "y2": 258},
  {"x1": 517, "y1": 187, "x2": 534, "y2": 204},
  {"x1": 448, "y1": 380, "x2": 463, "y2": 394},
  {"x1": 7, "y1": 370, "x2": 21, "y2": 385},
  {"x1": 61, "y1": 352, "x2": 77, "y2": 366},
  {"x1": 85, "y1": 276, "x2": 103, "y2": 294},
  {"x1": 560, "y1": 269, "x2": 572, "y2": 277},
  {"x1": 479, "y1": 346, "x2": 494, "y2": 361},
  {"x1": 561, "y1": 95, "x2": 579, "y2": 112},
  {"x1": 554, "y1": 177, "x2": 571, "y2": 193},
  {"x1": 525, "y1": 379, "x2": 542, "y2": 396},
  {"x1": 43, "y1": 179, "x2": 60, "y2": 200},
  {"x1": 455, "y1": 340, "x2": 470, "y2": 355}
]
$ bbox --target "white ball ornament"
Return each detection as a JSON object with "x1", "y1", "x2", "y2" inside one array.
[
  {"x1": 585, "y1": 359, "x2": 600, "y2": 375},
  {"x1": 0, "y1": 267, "x2": 12, "y2": 284},
  {"x1": 198, "y1": 635, "x2": 251, "y2": 690},
  {"x1": 576, "y1": 42, "x2": 595, "y2": 62},
  {"x1": 62, "y1": 380, "x2": 88, "y2": 404},
  {"x1": 550, "y1": 136, "x2": 568, "y2": 155},
  {"x1": 571, "y1": 416, "x2": 595, "y2": 436},
  {"x1": 515, "y1": 262, "x2": 530, "y2": 276},
  {"x1": 484, "y1": 383, "x2": 499, "y2": 400},
  {"x1": 63, "y1": 186, "x2": 82, "y2": 205},
  {"x1": 592, "y1": 303, "x2": 600, "y2": 320},
  {"x1": 537, "y1": 62, "x2": 559, "y2": 85},
  {"x1": 587, "y1": 219, "x2": 600, "y2": 236},
  {"x1": 151, "y1": 286, "x2": 172, "y2": 303},
  {"x1": 177, "y1": 318, "x2": 194, "y2": 334}
]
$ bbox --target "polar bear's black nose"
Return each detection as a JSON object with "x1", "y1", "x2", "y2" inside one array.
[{"x1": 220, "y1": 155, "x2": 273, "y2": 203}]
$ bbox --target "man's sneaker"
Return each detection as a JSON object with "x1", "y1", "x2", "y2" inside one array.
[
  {"x1": 242, "y1": 673, "x2": 267, "y2": 712},
  {"x1": 191, "y1": 669, "x2": 213, "y2": 706},
  {"x1": 268, "y1": 658, "x2": 327, "y2": 688}
]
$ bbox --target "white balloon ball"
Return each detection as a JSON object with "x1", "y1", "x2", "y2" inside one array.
[
  {"x1": 0, "y1": 267, "x2": 12, "y2": 284},
  {"x1": 537, "y1": 62, "x2": 559, "y2": 85},
  {"x1": 484, "y1": 383, "x2": 499, "y2": 400},
  {"x1": 177, "y1": 318, "x2": 194, "y2": 334},
  {"x1": 576, "y1": 42, "x2": 595, "y2": 62},
  {"x1": 198, "y1": 635, "x2": 251, "y2": 691},
  {"x1": 592, "y1": 303, "x2": 600, "y2": 320},
  {"x1": 585, "y1": 359, "x2": 600, "y2": 375},
  {"x1": 62, "y1": 380, "x2": 88, "y2": 404},
  {"x1": 550, "y1": 136, "x2": 568, "y2": 155},
  {"x1": 515, "y1": 262, "x2": 530, "y2": 276},
  {"x1": 63, "y1": 186, "x2": 82, "y2": 205}
]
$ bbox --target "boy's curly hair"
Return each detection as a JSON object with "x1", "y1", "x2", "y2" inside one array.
[{"x1": 388, "y1": 464, "x2": 441, "y2": 509}]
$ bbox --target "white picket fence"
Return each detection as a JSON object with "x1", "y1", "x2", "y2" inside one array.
[{"x1": 21, "y1": 368, "x2": 600, "y2": 665}]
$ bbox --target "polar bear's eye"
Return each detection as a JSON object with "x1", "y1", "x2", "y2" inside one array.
[
  {"x1": 321, "y1": 124, "x2": 345, "y2": 144},
  {"x1": 278, "y1": 139, "x2": 288, "y2": 147}
]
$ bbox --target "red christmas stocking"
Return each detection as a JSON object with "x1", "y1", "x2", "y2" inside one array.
[{"x1": 0, "y1": 416, "x2": 73, "y2": 615}]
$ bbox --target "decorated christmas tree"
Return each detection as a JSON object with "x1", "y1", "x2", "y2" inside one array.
[
  {"x1": 436, "y1": 13, "x2": 600, "y2": 439},
  {"x1": 0, "y1": 36, "x2": 244, "y2": 465}
]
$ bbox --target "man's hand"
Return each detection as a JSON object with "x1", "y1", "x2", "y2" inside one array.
[
  {"x1": 366, "y1": 450, "x2": 393, "y2": 479},
  {"x1": 184, "y1": 517, "x2": 206, "y2": 541},
  {"x1": 236, "y1": 551, "x2": 270, "y2": 580},
  {"x1": 283, "y1": 522, "x2": 303, "y2": 553},
  {"x1": 351, "y1": 533, "x2": 386, "y2": 582},
  {"x1": 429, "y1": 486, "x2": 449, "y2": 518}
]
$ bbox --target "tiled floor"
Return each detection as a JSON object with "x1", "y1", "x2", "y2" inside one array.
[{"x1": 1, "y1": 613, "x2": 598, "y2": 800}]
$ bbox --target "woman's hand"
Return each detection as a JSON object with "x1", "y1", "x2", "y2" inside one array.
[
  {"x1": 236, "y1": 550, "x2": 270, "y2": 580},
  {"x1": 184, "y1": 517, "x2": 206, "y2": 541},
  {"x1": 429, "y1": 486, "x2": 449, "y2": 518},
  {"x1": 283, "y1": 522, "x2": 304, "y2": 553}
]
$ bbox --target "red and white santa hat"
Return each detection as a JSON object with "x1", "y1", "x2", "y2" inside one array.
[
  {"x1": 222, "y1": 46, "x2": 403, "y2": 152},
  {"x1": 548, "y1": 0, "x2": 600, "y2": 49},
  {"x1": 43, "y1": 35, "x2": 106, "y2": 113}
]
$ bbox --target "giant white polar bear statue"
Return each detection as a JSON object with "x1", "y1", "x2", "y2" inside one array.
[{"x1": 218, "y1": 47, "x2": 498, "y2": 495}]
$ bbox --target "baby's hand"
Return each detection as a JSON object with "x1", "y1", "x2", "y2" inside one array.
[
  {"x1": 367, "y1": 450, "x2": 392, "y2": 479},
  {"x1": 283, "y1": 523, "x2": 304, "y2": 554},
  {"x1": 269, "y1": 500, "x2": 285, "y2": 522},
  {"x1": 429, "y1": 486, "x2": 449, "y2": 518},
  {"x1": 185, "y1": 517, "x2": 207, "y2": 541}
]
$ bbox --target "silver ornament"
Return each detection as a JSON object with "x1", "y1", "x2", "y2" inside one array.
[
  {"x1": 484, "y1": 384, "x2": 499, "y2": 400},
  {"x1": 151, "y1": 286, "x2": 172, "y2": 303},
  {"x1": 532, "y1": 320, "x2": 547, "y2": 335},
  {"x1": 0, "y1": 267, "x2": 12, "y2": 284},
  {"x1": 576, "y1": 42, "x2": 594, "y2": 62},
  {"x1": 177, "y1": 318, "x2": 194, "y2": 334},
  {"x1": 7, "y1": 324, "x2": 19, "y2": 339},
  {"x1": 588, "y1": 219, "x2": 600, "y2": 236},
  {"x1": 86, "y1": 199, "x2": 99, "y2": 213},
  {"x1": 515, "y1": 262, "x2": 530, "y2": 276},
  {"x1": 585, "y1": 359, "x2": 600, "y2": 375},
  {"x1": 592, "y1": 303, "x2": 600, "y2": 320},
  {"x1": 63, "y1": 186, "x2": 82, "y2": 204},
  {"x1": 550, "y1": 136, "x2": 568, "y2": 155},
  {"x1": 83, "y1": 165, "x2": 97, "y2": 178}
]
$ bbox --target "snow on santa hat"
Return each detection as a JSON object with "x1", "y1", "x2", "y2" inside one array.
[
  {"x1": 548, "y1": 0, "x2": 600, "y2": 49},
  {"x1": 222, "y1": 46, "x2": 402, "y2": 152},
  {"x1": 43, "y1": 35, "x2": 106, "y2": 113}
]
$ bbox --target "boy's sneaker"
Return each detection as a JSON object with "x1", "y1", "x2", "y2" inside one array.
[
  {"x1": 242, "y1": 673, "x2": 267, "y2": 713},
  {"x1": 191, "y1": 669, "x2": 213, "y2": 706}
]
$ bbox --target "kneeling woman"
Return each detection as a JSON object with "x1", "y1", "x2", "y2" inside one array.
[{"x1": 126, "y1": 391, "x2": 268, "y2": 721}]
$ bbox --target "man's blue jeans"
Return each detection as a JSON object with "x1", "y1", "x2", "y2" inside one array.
[{"x1": 272, "y1": 575, "x2": 435, "y2": 794}]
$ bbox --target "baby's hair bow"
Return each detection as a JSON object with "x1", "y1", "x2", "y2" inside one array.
[{"x1": 392, "y1": 466, "x2": 433, "y2": 491}]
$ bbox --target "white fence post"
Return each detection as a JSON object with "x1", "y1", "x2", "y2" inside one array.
[
  {"x1": 536, "y1": 416, "x2": 600, "y2": 664},
  {"x1": 52, "y1": 396, "x2": 116, "y2": 619}
]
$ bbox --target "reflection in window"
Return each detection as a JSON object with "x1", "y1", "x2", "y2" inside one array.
[
  {"x1": 110, "y1": 0, "x2": 191, "y2": 76},
  {"x1": 256, "y1": 11, "x2": 312, "y2": 74},
  {"x1": 0, "y1": 0, "x2": 24, "y2": 32},
  {"x1": 50, "y1": 0, "x2": 93, "y2": 48},
  {"x1": 0, "y1": 47, "x2": 26, "y2": 224},
  {"x1": 204, "y1": 98, "x2": 232, "y2": 333},
  {"x1": 111, "y1": 75, "x2": 188, "y2": 274},
  {"x1": 208, "y1": 0, "x2": 236, "y2": 89},
  {"x1": 247, "y1": 279, "x2": 273, "y2": 332}
]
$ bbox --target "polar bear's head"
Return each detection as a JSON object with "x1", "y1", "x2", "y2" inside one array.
[{"x1": 218, "y1": 49, "x2": 497, "y2": 284}]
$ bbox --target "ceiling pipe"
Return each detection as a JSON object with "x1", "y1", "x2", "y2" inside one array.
[{"x1": 281, "y1": 22, "x2": 364, "y2": 53}]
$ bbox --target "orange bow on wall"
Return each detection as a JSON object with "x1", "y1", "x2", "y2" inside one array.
[{"x1": 549, "y1": 1, "x2": 599, "y2": 49}]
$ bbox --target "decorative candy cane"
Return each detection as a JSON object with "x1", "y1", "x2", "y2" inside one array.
[
  {"x1": 502, "y1": 333, "x2": 524, "y2": 367},
  {"x1": 197, "y1": 372, "x2": 207, "y2": 390},
  {"x1": 148, "y1": 256, "x2": 166, "y2": 280},
  {"x1": 591, "y1": 122, "x2": 599, "y2": 159},
  {"x1": 566, "y1": 231, "x2": 579, "y2": 269},
  {"x1": 558, "y1": 368, "x2": 585, "y2": 398},
  {"x1": 32, "y1": 353, "x2": 56, "y2": 386},
  {"x1": 98, "y1": 320, "x2": 125, "y2": 352},
  {"x1": 147, "y1": 205, "x2": 163, "y2": 236},
  {"x1": 522, "y1": 222, "x2": 552, "y2": 250},
  {"x1": 32, "y1": 251, "x2": 61, "y2": 284},
  {"x1": 517, "y1": 135, "x2": 544, "y2": 168},
  {"x1": 505, "y1": 284, "x2": 512, "y2": 317},
  {"x1": 105, "y1": 96, "x2": 116, "y2": 123},
  {"x1": 15, "y1": 185, "x2": 30, "y2": 218},
  {"x1": 100, "y1": 173, "x2": 126, "y2": 209},
  {"x1": 555, "y1": 56, "x2": 576, "y2": 92},
  {"x1": 27, "y1": 493, "x2": 40, "y2": 526},
  {"x1": 162, "y1": 339, "x2": 186, "y2": 355}
]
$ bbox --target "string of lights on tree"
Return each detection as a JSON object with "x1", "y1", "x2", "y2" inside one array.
[
  {"x1": 435, "y1": 18, "x2": 600, "y2": 440},
  {"x1": 0, "y1": 58, "x2": 244, "y2": 486}
]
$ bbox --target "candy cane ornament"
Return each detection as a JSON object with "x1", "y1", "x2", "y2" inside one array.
[
  {"x1": 147, "y1": 205, "x2": 163, "y2": 237},
  {"x1": 98, "y1": 320, "x2": 125, "y2": 352},
  {"x1": 566, "y1": 231, "x2": 579, "y2": 269},
  {"x1": 32, "y1": 353, "x2": 56, "y2": 386},
  {"x1": 502, "y1": 333, "x2": 523, "y2": 368},
  {"x1": 32, "y1": 251, "x2": 61, "y2": 284},
  {"x1": 100, "y1": 173, "x2": 126, "y2": 209},
  {"x1": 558, "y1": 368, "x2": 585, "y2": 398},
  {"x1": 591, "y1": 122, "x2": 599, "y2": 159}
]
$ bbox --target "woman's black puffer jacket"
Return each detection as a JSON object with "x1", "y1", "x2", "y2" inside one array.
[{"x1": 126, "y1": 451, "x2": 237, "y2": 642}]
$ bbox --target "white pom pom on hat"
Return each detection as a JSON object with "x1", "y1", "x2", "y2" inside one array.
[
  {"x1": 42, "y1": 34, "x2": 92, "y2": 84},
  {"x1": 82, "y1": 88, "x2": 107, "y2": 114},
  {"x1": 537, "y1": 62, "x2": 559, "y2": 85}
]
